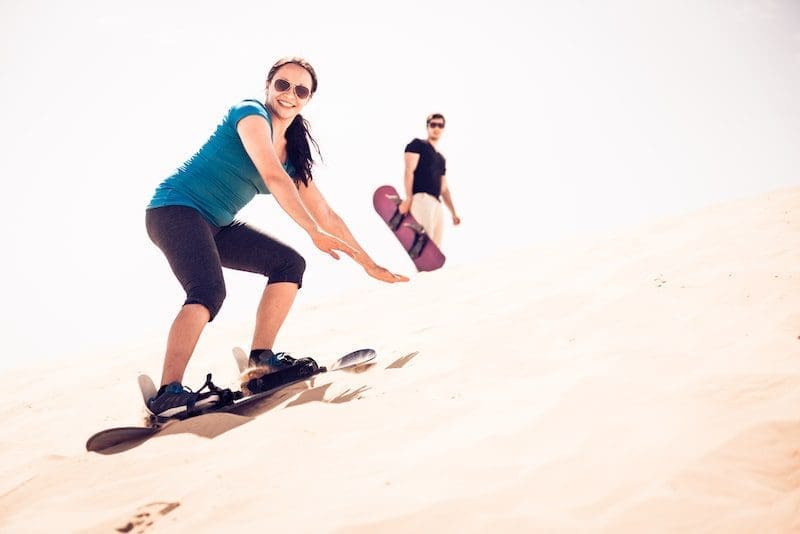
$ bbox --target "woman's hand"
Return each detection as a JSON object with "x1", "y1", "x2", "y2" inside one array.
[
  {"x1": 398, "y1": 198, "x2": 412, "y2": 215},
  {"x1": 363, "y1": 261, "x2": 410, "y2": 283},
  {"x1": 309, "y1": 228, "x2": 357, "y2": 260}
]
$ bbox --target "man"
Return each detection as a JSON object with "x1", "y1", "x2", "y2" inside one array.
[{"x1": 398, "y1": 113, "x2": 460, "y2": 247}]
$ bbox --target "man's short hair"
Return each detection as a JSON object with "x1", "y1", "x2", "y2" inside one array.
[{"x1": 426, "y1": 113, "x2": 445, "y2": 126}]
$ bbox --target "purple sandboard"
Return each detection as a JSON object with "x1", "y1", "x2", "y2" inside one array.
[{"x1": 373, "y1": 185, "x2": 446, "y2": 272}]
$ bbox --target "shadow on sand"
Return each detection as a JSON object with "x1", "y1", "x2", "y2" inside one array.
[
  {"x1": 92, "y1": 373, "x2": 374, "y2": 455},
  {"x1": 387, "y1": 351, "x2": 420, "y2": 369}
]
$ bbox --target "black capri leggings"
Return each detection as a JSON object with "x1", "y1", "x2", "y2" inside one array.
[{"x1": 145, "y1": 205, "x2": 306, "y2": 321}]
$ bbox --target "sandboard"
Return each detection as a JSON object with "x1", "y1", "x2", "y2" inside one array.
[
  {"x1": 372, "y1": 184, "x2": 445, "y2": 271},
  {"x1": 86, "y1": 348, "x2": 376, "y2": 452}
]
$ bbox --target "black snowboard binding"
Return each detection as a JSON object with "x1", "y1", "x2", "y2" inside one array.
[{"x1": 243, "y1": 357, "x2": 326, "y2": 396}]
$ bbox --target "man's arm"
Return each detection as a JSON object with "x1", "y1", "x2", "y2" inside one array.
[
  {"x1": 399, "y1": 152, "x2": 420, "y2": 214},
  {"x1": 440, "y1": 175, "x2": 461, "y2": 225}
]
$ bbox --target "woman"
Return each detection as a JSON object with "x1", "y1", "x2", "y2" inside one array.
[{"x1": 145, "y1": 57, "x2": 408, "y2": 416}]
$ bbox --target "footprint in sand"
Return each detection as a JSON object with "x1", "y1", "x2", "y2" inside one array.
[{"x1": 114, "y1": 501, "x2": 180, "y2": 533}]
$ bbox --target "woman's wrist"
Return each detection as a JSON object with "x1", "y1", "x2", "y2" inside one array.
[{"x1": 359, "y1": 255, "x2": 376, "y2": 269}]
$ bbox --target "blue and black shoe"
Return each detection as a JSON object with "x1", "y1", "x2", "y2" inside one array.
[
  {"x1": 146, "y1": 381, "x2": 220, "y2": 417},
  {"x1": 248, "y1": 349, "x2": 299, "y2": 371}
]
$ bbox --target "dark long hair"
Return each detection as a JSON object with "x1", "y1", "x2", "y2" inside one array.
[{"x1": 266, "y1": 57, "x2": 321, "y2": 188}]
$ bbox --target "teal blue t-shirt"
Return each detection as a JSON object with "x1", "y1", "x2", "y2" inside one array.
[{"x1": 147, "y1": 99, "x2": 296, "y2": 227}]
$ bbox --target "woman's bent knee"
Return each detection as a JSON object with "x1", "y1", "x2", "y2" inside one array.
[
  {"x1": 185, "y1": 282, "x2": 227, "y2": 321},
  {"x1": 268, "y1": 250, "x2": 306, "y2": 288}
]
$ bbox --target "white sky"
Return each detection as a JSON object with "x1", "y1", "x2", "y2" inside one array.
[{"x1": 1, "y1": 0, "x2": 799, "y2": 370}]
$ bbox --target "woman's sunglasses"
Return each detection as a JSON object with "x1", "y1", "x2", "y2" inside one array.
[{"x1": 273, "y1": 78, "x2": 311, "y2": 99}]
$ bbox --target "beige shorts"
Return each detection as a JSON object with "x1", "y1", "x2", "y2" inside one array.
[{"x1": 410, "y1": 192, "x2": 444, "y2": 247}]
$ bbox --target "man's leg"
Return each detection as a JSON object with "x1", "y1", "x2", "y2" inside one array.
[
  {"x1": 430, "y1": 201, "x2": 445, "y2": 247},
  {"x1": 411, "y1": 193, "x2": 444, "y2": 247}
]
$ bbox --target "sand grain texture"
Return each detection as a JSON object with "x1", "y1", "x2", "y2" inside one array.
[{"x1": 1, "y1": 187, "x2": 799, "y2": 533}]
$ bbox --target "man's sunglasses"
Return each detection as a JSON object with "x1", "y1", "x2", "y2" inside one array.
[
  {"x1": 428, "y1": 122, "x2": 445, "y2": 129},
  {"x1": 273, "y1": 78, "x2": 311, "y2": 99}
]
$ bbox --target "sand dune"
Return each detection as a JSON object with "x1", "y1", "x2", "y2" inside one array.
[{"x1": 1, "y1": 186, "x2": 799, "y2": 533}]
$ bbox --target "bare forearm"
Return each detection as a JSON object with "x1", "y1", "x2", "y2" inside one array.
[
  {"x1": 321, "y1": 213, "x2": 374, "y2": 266},
  {"x1": 442, "y1": 189, "x2": 457, "y2": 216},
  {"x1": 403, "y1": 171, "x2": 415, "y2": 198},
  {"x1": 264, "y1": 174, "x2": 318, "y2": 233}
]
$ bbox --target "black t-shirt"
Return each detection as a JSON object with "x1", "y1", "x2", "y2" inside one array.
[{"x1": 405, "y1": 138, "x2": 446, "y2": 199}]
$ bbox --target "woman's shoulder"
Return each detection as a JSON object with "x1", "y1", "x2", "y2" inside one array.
[
  {"x1": 228, "y1": 99, "x2": 269, "y2": 116},
  {"x1": 227, "y1": 99, "x2": 272, "y2": 127}
]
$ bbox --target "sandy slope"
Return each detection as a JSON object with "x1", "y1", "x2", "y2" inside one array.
[{"x1": 1, "y1": 187, "x2": 799, "y2": 533}]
